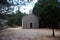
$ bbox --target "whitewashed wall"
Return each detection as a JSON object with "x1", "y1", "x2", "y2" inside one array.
[{"x1": 22, "y1": 13, "x2": 39, "y2": 29}]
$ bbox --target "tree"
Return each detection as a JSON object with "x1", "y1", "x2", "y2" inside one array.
[
  {"x1": 15, "y1": 10, "x2": 24, "y2": 26},
  {"x1": 0, "y1": 0, "x2": 11, "y2": 19},
  {"x1": 15, "y1": 10, "x2": 26, "y2": 26},
  {"x1": 6, "y1": 10, "x2": 26, "y2": 27},
  {"x1": 0, "y1": 0, "x2": 27, "y2": 27},
  {"x1": 33, "y1": 0, "x2": 60, "y2": 37}
]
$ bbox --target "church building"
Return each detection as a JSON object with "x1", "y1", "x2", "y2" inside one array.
[{"x1": 22, "y1": 10, "x2": 39, "y2": 29}]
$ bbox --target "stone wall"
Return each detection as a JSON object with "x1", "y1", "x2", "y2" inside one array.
[{"x1": 22, "y1": 13, "x2": 39, "y2": 29}]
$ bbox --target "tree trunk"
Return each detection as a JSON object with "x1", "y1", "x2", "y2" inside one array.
[{"x1": 52, "y1": 28, "x2": 55, "y2": 37}]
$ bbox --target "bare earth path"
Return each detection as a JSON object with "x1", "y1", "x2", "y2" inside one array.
[{"x1": 0, "y1": 27, "x2": 60, "y2": 40}]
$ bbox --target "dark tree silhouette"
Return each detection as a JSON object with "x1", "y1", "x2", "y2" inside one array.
[{"x1": 33, "y1": 0, "x2": 60, "y2": 37}]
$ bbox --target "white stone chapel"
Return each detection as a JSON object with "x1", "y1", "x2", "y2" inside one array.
[{"x1": 22, "y1": 10, "x2": 39, "y2": 29}]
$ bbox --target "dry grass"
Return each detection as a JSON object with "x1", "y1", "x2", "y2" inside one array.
[{"x1": 0, "y1": 27, "x2": 60, "y2": 40}]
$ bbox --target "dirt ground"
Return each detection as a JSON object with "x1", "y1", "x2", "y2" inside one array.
[{"x1": 0, "y1": 27, "x2": 60, "y2": 40}]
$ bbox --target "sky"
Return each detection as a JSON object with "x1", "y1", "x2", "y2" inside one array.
[
  {"x1": 7, "y1": 0, "x2": 60, "y2": 14},
  {"x1": 8, "y1": 0, "x2": 38, "y2": 14},
  {"x1": 58, "y1": 0, "x2": 60, "y2": 2}
]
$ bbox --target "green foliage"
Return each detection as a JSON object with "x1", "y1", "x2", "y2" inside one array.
[
  {"x1": 0, "y1": 14, "x2": 6, "y2": 19},
  {"x1": 33, "y1": 0, "x2": 60, "y2": 28},
  {"x1": 0, "y1": 0, "x2": 9, "y2": 6},
  {"x1": 6, "y1": 10, "x2": 26, "y2": 27},
  {"x1": 0, "y1": 0, "x2": 10, "y2": 19}
]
